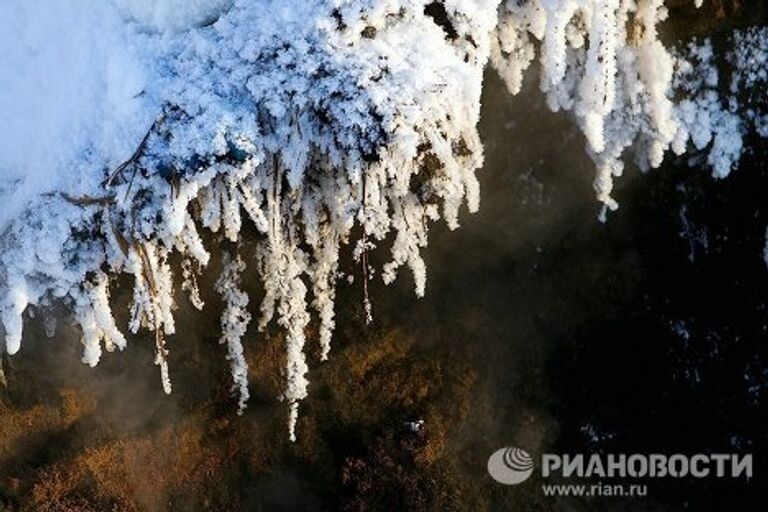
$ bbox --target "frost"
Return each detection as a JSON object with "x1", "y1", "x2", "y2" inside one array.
[
  {"x1": 0, "y1": 0, "x2": 766, "y2": 440},
  {"x1": 76, "y1": 273, "x2": 127, "y2": 366},
  {"x1": 215, "y1": 252, "x2": 251, "y2": 414},
  {"x1": 491, "y1": 1, "x2": 767, "y2": 217}
]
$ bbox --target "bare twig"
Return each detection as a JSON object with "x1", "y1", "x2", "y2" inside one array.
[
  {"x1": 361, "y1": 170, "x2": 372, "y2": 324},
  {"x1": 110, "y1": 221, "x2": 130, "y2": 258},
  {"x1": 134, "y1": 243, "x2": 158, "y2": 296},
  {"x1": 59, "y1": 192, "x2": 116, "y2": 206},
  {"x1": 104, "y1": 107, "x2": 176, "y2": 189},
  {"x1": 103, "y1": 123, "x2": 155, "y2": 187}
]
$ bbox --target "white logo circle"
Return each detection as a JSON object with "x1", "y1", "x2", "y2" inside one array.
[{"x1": 487, "y1": 447, "x2": 535, "y2": 485}]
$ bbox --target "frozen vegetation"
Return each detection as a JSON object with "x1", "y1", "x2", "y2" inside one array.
[{"x1": 0, "y1": 0, "x2": 766, "y2": 439}]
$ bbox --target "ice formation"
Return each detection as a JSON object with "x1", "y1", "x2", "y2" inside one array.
[
  {"x1": 215, "y1": 253, "x2": 251, "y2": 415},
  {"x1": 0, "y1": 0, "x2": 766, "y2": 439},
  {"x1": 491, "y1": 0, "x2": 767, "y2": 219}
]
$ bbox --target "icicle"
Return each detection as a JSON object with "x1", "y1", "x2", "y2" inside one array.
[
  {"x1": 156, "y1": 344, "x2": 172, "y2": 395},
  {"x1": 578, "y1": 0, "x2": 619, "y2": 154},
  {"x1": 181, "y1": 258, "x2": 205, "y2": 310},
  {"x1": 1, "y1": 276, "x2": 29, "y2": 355},
  {"x1": 75, "y1": 272, "x2": 127, "y2": 365},
  {"x1": 256, "y1": 157, "x2": 311, "y2": 440},
  {"x1": 127, "y1": 241, "x2": 175, "y2": 393},
  {"x1": 215, "y1": 252, "x2": 251, "y2": 413}
]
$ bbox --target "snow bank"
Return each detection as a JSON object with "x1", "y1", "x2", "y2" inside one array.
[
  {"x1": 0, "y1": 0, "x2": 157, "y2": 231},
  {"x1": 0, "y1": 0, "x2": 766, "y2": 439}
]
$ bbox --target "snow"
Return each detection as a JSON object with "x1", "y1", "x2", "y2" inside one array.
[
  {"x1": 0, "y1": 1, "x2": 157, "y2": 231},
  {"x1": 0, "y1": 0, "x2": 766, "y2": 440},
  {"x1": 113, "y1": 0, "x2": 233, "y2": 31}
]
